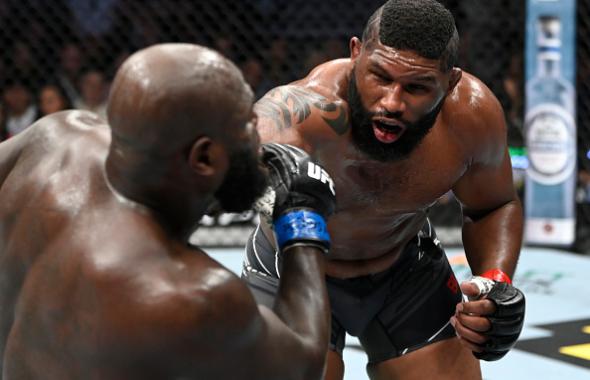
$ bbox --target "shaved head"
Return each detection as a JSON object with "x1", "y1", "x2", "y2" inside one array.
[
  {"x1": 108, "y1": 43, "x2": 253, "y2": 156},
  {"x1": 105, "y1": 44, "x2": 266, "y2": 226}
]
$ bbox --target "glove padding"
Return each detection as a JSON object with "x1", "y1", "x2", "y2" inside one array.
[
  {"x1": 255, "y1": 143, "x2": 336, "y2": 252},
  {"x1": 471, "y1": 278, "x2": 525, "y2": 361}
]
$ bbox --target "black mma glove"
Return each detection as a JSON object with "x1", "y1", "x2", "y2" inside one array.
[
  {"x1": 469, "y1": 273, "x2": 526, "y2": 361},
  {"x1": 253, "y1": 143, "x2": 336, "y2": 253}
]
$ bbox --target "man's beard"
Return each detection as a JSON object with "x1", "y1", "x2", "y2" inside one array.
[
  {"x1": 214, "y1": 145, "x2": 268, "y2": 213},
  {"x1": 348, "y1": 71, "x2": 444, "y2": 162}
]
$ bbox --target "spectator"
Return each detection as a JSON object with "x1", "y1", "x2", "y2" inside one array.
[
  {"x1": 3, "y1": 79, "x2": 37, "y2": 138},
  {"x1": 302, "y1": 49, "x2": 329, "y2": 76},
  {"x1": 9, "y1": 41, "x2": 43, "y2": 91},
  {"x1": 503, "y1": 53, "x2": 524, "y2": 148},
  {"x1": 116, "y1": 1, "x2": 163, "y2": 49},
  {"x1": 65, "y1": 0, "x2": 118, "y2": 39},
  {"x1": 0, "y1": 101, "x2": 6, "y2": 141},
  {"x1": 107, "y1": 50, "x2": 132, "y2": 79},
  {"x1": 0, "y1": 61, "x2": 6, "y2": 94},
  {"x1": 38, "y1": 83, "x2": 73, "y2": 117},
  {"x1": 75, "y1": 69, "x2": 108, "y2": 119},
  {"x1": 214, "y1": 35, "x2": 236, "y2": 62},
  {"x1": 240, "y1": 57, "x2": 272, "y2": 99},
  {"x1": 56, "y1": 43, "x2": 85, "y2": 106},
  {"x1": 264, "y1": 38, "x2": 296, "y2": 85},
  {"x1": 322, "y1": 37, "x2": 347, "y2": 60},
  {"x1": 2, "y1": 80, "x2": 37, "y2": 138}
]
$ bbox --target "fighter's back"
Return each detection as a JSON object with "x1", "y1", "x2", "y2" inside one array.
[
  {"x1": 0, "y1": 111, "x2": 230, "y2": 379},
  {"x1": 0, "y1": 111, "x2": 115, "y2": 377}
]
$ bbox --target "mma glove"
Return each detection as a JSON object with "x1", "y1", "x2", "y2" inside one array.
[
  {"x1": 469, "y1": 270, "x2": 526, "y2": 361},
  {"x1": 253, "y1": 143, "x2": 336, "y2": 253}
]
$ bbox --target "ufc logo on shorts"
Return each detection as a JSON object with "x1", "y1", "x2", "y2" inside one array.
[
  {"x1": 446, "y1": 273, "x2": 459, "y2": 294},
  {"x1": 307, "y1": 162, "x2": 336, "y2": 195}
]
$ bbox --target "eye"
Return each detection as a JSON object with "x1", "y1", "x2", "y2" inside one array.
[
  {"x1": 371, "y1": 71, "x2": 390, "y2": 83},
  {"x1": 405, "y1": 83, "x2": 429, "y2": 93}
]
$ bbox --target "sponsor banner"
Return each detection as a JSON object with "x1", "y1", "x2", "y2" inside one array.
[
  {"x1": 525, "y1": 218, "x2": 576, "y2": 245},
  {"x1": 524, "y1": 0, "x2": 577, "y2": 246}
]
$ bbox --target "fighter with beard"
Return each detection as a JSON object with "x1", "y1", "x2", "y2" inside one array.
[
  {"x1": 0, "y1": 44, "x2": 337, "y2": 380},
  {"x1": 242, "y1": 1, "x2": 525, "y2": 379}
]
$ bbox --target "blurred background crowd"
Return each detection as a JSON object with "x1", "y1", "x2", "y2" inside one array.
[{"x1": 1, "y1": 0, "x2": 590, "y2": 252}]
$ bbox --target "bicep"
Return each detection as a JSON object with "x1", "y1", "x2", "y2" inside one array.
[
  {"x1": 452, "y1": 98, "x2": 517, "y2": 216},
  {"x1": 453, "y1": 147, "x2": 517, "y2": 217}
]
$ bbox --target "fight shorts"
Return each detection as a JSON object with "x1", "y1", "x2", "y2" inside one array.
[{"x1": 241, "y1": 220, "x2": 462, "y2": 364}]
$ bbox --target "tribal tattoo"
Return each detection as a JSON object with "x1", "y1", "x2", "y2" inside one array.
[{"x1": 255, "y1": 86, "x2": 349, "y2": 135}]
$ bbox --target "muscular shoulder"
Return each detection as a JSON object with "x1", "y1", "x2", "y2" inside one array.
[
  {"x1": 7, "y1": 110, "x2": 109, "y2": 176},
  {"x1": 0, "y1": 110, "x2": 108, "y2": 184},
  {"x1": 90, "y1": 245, "x2": 259, "y2": 357},
  {"x1": 29, "y1": 110, "x2": 108, "y2": 148},
  {"x1": 0, "y1": 110, "x2": 110, "y2": 229},
  {"x1": 446, "y1": 72, "x2": 507, "y2": 164},
  {"x1": 255, "y1": 59, "x2": 352, "y2": 150}
]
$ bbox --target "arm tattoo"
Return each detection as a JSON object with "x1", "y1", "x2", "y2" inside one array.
[{"x1": 256, "y1": 86, "x2": 349, "y2": 135}]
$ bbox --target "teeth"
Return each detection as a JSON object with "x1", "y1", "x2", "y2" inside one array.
[{"x1": 376, "y1": 119, "x2": 401, "y2": 128}]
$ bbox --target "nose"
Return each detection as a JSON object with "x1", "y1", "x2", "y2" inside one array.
[{"x1": 380, "y1": 84, "x2": 406, "y2": 115}]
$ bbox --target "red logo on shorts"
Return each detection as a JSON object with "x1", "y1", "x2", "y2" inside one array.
[{"x1": 446, "y1": 273, "x2": 459, "y2": 294}]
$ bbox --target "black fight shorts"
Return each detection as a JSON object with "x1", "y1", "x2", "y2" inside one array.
[{"x1": 241, "y1": 221, "x2": 462, "y2": 364}]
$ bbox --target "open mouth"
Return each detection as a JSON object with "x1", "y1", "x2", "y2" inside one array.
[{"x1": 372, "y1": 119, "x2": 406, "y2": 143}]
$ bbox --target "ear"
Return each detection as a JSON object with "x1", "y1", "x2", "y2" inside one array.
[
  {"x1": 349, "y1": 37, "x2": 362, "y2": 60},
  {"x1": 187, "y1": 136, "x2": 228, "y2": 178},
  {"x1": 447, "y1": 67, "x2": 462, "y2": 94}
]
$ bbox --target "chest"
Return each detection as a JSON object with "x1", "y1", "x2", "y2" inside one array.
[{"x1": 317, "y1": 138, "x2": 469, "y2": 213}]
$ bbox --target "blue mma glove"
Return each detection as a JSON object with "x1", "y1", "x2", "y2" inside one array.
[{"x1": 254, "y1": 143, "x2": 336, "y2": 253}]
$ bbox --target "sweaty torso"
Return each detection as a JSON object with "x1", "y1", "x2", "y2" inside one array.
[
  {"x1": 0, "y1": 111, "x2": 228, "y2": 379},
  {"x1": 257, "y1": 59, "x2": 484, "y2": 278}
]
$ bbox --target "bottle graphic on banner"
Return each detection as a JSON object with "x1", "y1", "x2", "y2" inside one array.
[{"x1": 525, "y1": 15, "x2": 577, "y2": 245}]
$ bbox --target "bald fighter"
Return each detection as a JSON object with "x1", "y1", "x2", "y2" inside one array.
[
  {"x1": 0, "y1": 44, "x2": 336, "y2": 379},
  {"x1": 242, "y1": 1, "x2": 525, "y2": 379}
]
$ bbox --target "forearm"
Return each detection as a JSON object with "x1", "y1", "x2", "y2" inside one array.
[
  {"x1": 458, "y1": 200, "x2": 527, "y2": 363},
  {"x1": 273, "y1": 246, "x2": 330, "y2": 348},
  {"x1": 462, "y1": 198, "x2": 523, "y2": 278},
  {"x1": 251, "y1": 142, "x2": 333, "y2": 375}
]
